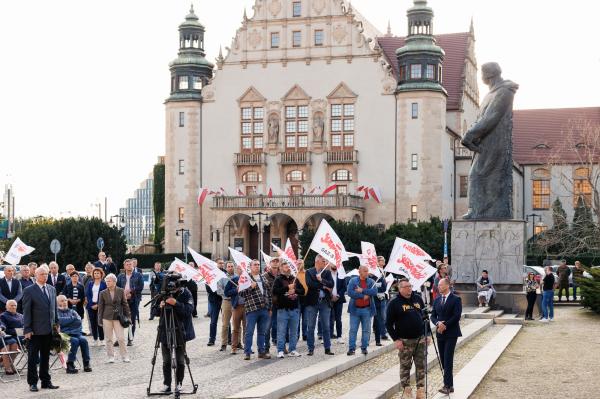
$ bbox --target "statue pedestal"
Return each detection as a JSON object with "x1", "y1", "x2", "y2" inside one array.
[{"x1": 451, "y1": 220, "x2": 527, "y2": 313}]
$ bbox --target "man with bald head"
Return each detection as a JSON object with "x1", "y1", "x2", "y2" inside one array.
[
  {"x1": 46, "y1": 262, "x2": 66, "y2": 294},
  {"x1": 304, "y1": 255, "x2": 335, "y2": 356},
  {"x1": 346, "y1": 265, "x2": 378, "y2": 356},
  {"x1": 431, "y1": 278, "x2": 462, "y2": 395}
]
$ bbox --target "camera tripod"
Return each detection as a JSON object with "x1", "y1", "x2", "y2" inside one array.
[{"x1": 147, "y1": 303, "x2": 198, "y2": 398}]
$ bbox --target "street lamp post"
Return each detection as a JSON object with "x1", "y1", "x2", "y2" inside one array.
[
  {"x1": 249, "y1": 212, "x2": 270, "y2": 272},
  {"x1": 526, "y1": 213, "x2": 541, "y2": 243},
  {"x1": 225, "y1": 221, "x2": 234, "y2": 250},
  {"x1": 176, "y1": 228, "x2": 190, "y2": 262}
]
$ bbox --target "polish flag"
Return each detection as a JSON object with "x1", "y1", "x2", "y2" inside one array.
[
  {"x1": 321, "y1": 184, "x2": 338, "y2": 196},
  {"x1": 237, "y1": 188, "x2": 245, "y2": 196},
  {"x1": 287, "y1": 186, "x2": 293, "y2": 195},
  {"x1": 357, "y1": 185, "x2": 365, "y2": 192},
  {"x1": 220, "y1": 187, "x2": 226, "y2": 195},
  {"x1": 267, "y1": 188, "x2": 273, "y2": 198},
  {"x1": 197, "y1": 188, "x2": 209, "y2": 206},
  {"x1": 364, "y1": 189, "x2": 370, "y2": 200},
  {"x1": 309, "y1": 186, "x2": 320, "y2": 194},
  {"x1": 369, "y1": 186, "x2": 383, "y2": 203}
]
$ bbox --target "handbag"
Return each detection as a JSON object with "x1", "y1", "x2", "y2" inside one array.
[{"x1": 113, "y1": 292, "x2": 131, "y2": 328}]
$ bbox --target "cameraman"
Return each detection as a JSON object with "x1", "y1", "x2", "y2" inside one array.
[
  {"x1": 385, "y1": 279, "x2": 430, "y2": 399},
  {"x1": 158, "y1": 274, "x2": 195, "y2": 394}
]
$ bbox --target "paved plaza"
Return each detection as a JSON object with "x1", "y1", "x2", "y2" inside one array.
[{"x1": 11, "y1": 293, "x2": 357, "y2": 399}]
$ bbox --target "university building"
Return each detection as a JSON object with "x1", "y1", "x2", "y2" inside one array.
[{"x1": 163, "y1": 0, "x2": 600, "y2": 257}]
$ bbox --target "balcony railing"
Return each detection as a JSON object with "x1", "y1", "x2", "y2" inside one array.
[
  {"x1": 325, "y1": 150, "x2": 359, "y2": 164},
  {"x1": 279, "y1": 151, "x2": 311, "y2": 165},
  {"x1": 235, "y1": 152, "x2": 266, "y2": 166},
  {"x1": 212, "y1": 194, "x2": 364, "y2": 210}
]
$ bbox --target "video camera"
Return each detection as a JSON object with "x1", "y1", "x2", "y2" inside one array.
[{"x1": 160, "y1": 271, "x2": 187, "y2": 296}]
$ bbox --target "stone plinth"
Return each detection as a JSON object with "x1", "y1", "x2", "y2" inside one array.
[{"x1": 452, "y1": 220, "x2": 527, "y2": 313}]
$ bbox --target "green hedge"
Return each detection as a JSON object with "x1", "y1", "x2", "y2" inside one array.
[{"x1": 579, "y1": 267, "x2": 600, "y2": 314}]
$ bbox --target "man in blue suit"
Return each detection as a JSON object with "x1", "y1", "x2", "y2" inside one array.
[
  {"x1": 46, "y1": 262, "x2": 66, "y2": 295},
  {"x1": 431, "y1": 278, "x2": 462, "y2": 395},
  {"x1": 22, "y1": 264, "x2": 60, "y2": 392},
  {"x1": 117, "y1": 259, "x2": 144, "y2": 345}
]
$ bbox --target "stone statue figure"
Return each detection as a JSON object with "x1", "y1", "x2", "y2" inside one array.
[
  {"x1": 461, "y1": 62, "x2": 519, "y2": 220},
  {"x1": 312, "y1": 113, "x2": 324, "y2": 142},
  {"x1": 268, "y1": 114, "x2": 279, "y2": 143}
]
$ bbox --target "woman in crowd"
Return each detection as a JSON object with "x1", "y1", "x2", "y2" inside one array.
[
  {"x1": 63, "y1": 271, "x2": 86, "y2": 319},
  {"x1": 98, "y1": 273, "x2": 131, "y2": 363},
  {"x1": 0, "y1": 299, "x2": 24, "y2": 375},
  {"x1": 85, "y1": 268, "x2": 106, "y2": 345},
  {"x1": 524, "y1": 272, "x2": 540, "y2": 320},
  {"x1": 541, "y1": 266, "x2": 555, "y2": 322},
  {"x1": 57, "y1": 295, "x2": 92, "y2": 373}
]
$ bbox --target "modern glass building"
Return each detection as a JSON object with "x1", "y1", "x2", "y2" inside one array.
[{"x1": 119, "y1": 177, "x2": 154, "y2": 247}]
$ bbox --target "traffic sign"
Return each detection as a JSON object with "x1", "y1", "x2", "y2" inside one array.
[
  {"x1": 50, "y1": 239, "x2": 61, "y2": 254},
  {"x1": 97, "y1": 237, "x2": 105, "y2": 251}
]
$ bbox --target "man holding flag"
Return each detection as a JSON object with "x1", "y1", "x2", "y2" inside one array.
[
  {"x1": 224, "y1": 265, "x2": 248, "y2": 355},
  {"x1": 305, "y1": 255, "x2": 335, "y2": 356},
  {"x1": 239, "y1": 260, "x2": 272, "y2": 360},
  {"x1": 272, "y1": 260, "x2": 303, "y2": 358}
]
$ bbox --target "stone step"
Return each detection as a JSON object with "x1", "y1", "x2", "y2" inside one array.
[
  {"x1": 493, "y1": 314, "x2": 523, "y2": 325},
  {"x1": 337, "y1": 319, "x2": 493, "y2": 399},
  {"x1": 553, "y1": 301, "x2": 581, "y2": 307},
  {"x1": 431, "y1": 325, "x2": 522, "y2": 399},
  {"x1": 464, "y1": 309, "x2": 504, "y2": 319}
]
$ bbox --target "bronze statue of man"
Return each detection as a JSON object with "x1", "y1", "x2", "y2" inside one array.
[{"x1": 461, "y1": 62, "x2": 519, "y2": 220}]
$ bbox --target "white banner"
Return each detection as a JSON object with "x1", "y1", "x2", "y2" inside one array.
[
  {"x1": 261, "y1": 250, "x2": 274, "y2": 266},
  {"x1": 284, "y1": 238, "x2": 297, "y2": 262},
  {"x1": 309, "y1": 219, "x2": 348, "y2": 279},
  {"x1": 4, "y1": 237, "x2": 35, "y2": 265},
  {"x1": 168, "y1": 258, "x2": 203, "y2": 283},
  {"x1": 385, "y1": 273, "x2": 395, "y2": 294},
  {"x1": 229, "y1": 247, "x2": 252, "y2": 274},
  {"x1": 360, "y1": 241, "x2": 382, "y2": 278},
  {"x1": 187, "y1": 248, "x2": 228, "y2": 291},
  {"x1": 271, "y1": 243, "x2": 297, "y2": 276},
  {"x1": 384, "y1": 238, "x2": 436, "y2": 291}
]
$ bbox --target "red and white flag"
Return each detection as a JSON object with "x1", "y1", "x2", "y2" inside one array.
[
  {"x1": 309, "y1": 219, "x2": 348, "y2": 278},
  {"x1": 267, "y1": 188, "x2": 273, "y2": 198},
  {"x1": 360, "y1": 241, "x2": 382, "y2": 278},
  {"x1": 4, "y1": 237, "x2": 35, "y2": 265},
  {"x1": 237, "y1": 188, "x2": 245, "y2": 196},
  {"x1": 197, "y1": 188, "x2": 209, "y2": 206},
  {"x1": 321, "y1": 184, "x2": 338, "y2": 196},
  {"x1": 357, "y1": 185, "x2": 365, "y2": 192},
  {"x1": 261, "y1": 250, "x2": 274, "y2": 265},
  {"x1": 220, "y1": 187, "x2": 226, "y2": 195},
  {"x1": 271, "y1": 242, "x2": 297, "y2": 276},
  {"x1": 309, "y1": 186, "x2": 320, "y2": 194},
  {"x1": 369, "y1": 186, "x2": 383, "y2": 203},
  {"x1": 384, "y1": 238, "x2": 436, "y2": 290},
  {"x1": 229, "y1": 247, "x2": 252, "y2": 274},
  {"x1": 187, "y1": 247, "x2": 228, "y2": 291},
  {"x1": 284, "y1": 238, "x2": 297, "y2": 262}
]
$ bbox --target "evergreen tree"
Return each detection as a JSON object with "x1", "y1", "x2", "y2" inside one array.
[{"x1": 572, "y1": 196, "x2": 599, "y2": 252}]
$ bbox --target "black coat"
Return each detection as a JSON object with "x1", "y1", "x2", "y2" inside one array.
[
  {"x1": 47, "y1": 273, "x2": 67, "y2": 295},
  {"x1": 22, "y1": 284, "x2": 59, "y2": 336},
  {"x1": 62, "y1": 283, "x2": 86, "y2": 316},
  {"x1": 0, "y1": 278, "x2": 23, "y2": 312},
  {"x1": 304, "y1": 268, "x2": 334, "y2": 307}
]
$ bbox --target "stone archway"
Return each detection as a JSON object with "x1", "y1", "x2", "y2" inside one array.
[
  {"x1": 302, "y1": 212, "x2": 334, "y2": 232},
  {"x1": 267, "y1": 213, "x2": 299, "y2": 256},
  {"x1": 221, "y1": 213, "x2": 251, "y2": 258}
]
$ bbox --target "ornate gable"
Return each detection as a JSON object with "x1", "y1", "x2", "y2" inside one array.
[
  {"x1": 282, "y1": 84, "x2": 311, "y2": 101},
  {"x1": 327, "y1": 82, "x2": 357, "y2": 100},
  {"x1": 237, "y1": 86, "x2": 267, "y2": 104}
]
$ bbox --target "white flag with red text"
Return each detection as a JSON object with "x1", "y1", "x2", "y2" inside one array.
[
  {"x1": 384, "y1": 238, "x2": 436, "y2": 290},
  {"x1": 229, "y1": 247, "x2": 253, "y2": 274},
  {"x1": 309, "y1": 219, "x2": 348, "y2": 278},
  {"x1": 360, "y1": 241, "x2": 382, "y2": 278},
  {"x1": 4, "y1": 237, "x2": 35, "y2": 265},
  {"x1": 271, "y1": 242, "x2": 297, "y2": 276},
  {"x1": 261, "y1": 250, "x2": 274, "y2": 266},
  {"x1": 187, "y1": 248, "x2": 228, "y2": 291}
]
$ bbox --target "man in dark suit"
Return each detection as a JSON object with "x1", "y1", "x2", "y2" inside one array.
[
  {"x1": 329, "y1": 263, "x2": 346, "y2": 344},
  {"x1": 46, "y1": 262, "x2": 66, "y2": 294},
  {"x1": 305, "y1": 254, "x2": 335, "y2": 356},
  {"x1": 431, "y1": 278, "x2": 462, "y2": 395},
  {"x1": 117, "y1": 259, "x2": 144, "y2": 345},
  {"x1": 94, "y1": 251, "x2": 117, "y2": 276},
  {"x1": 0, "y1": 265, "x2": 23, "y2": 312},
  {"x1": 22, "y1": 264, "x2": 60, "y2": 392}
]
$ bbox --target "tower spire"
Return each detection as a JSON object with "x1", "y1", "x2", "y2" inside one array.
[{"x1": 385, "y1": 20, "x2": 392, "y2": 37}]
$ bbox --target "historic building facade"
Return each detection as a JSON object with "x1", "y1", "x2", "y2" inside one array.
[{"x1": 164, "y1": 0, "x2": 597, "y2": 257}]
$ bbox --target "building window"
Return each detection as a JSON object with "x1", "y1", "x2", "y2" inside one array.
[
  {"x1": 314, "y1": 30, "x2": 324, "y2": 46},
  {"x1": 286, "y1": 170, "x2": 305, "y2": 182},
  {"x1": 271, "y1": 32, "x2": 280, "y2": 48},
  {"x1": 178, "y1": 207, "x2": 184, "y2": 223},
  {"x1": 178, "y1": 159, "x2": 184, "y2": 175},
  {"x1": 290, "y1": 185, "x2": 303, "y2": 195},
  {"x1": 178, "y1": 76, "x2": 188, "y2": 90},
  {"x1": 285, "y1": 105, "x2": 308, "y2": 151},
  {"x1": 336, "y1": 185, "x2": 348, "y2": 195},
  {"x1": 399, "y1": 65, "x2": 406, "y2": 81},
  {"x1": 573, "y1": 167, "x2": 592, "y2": 207},
  {"x1": 426, "y1": 64, "x2": 435, "y2": 80},
  {"x1": 292, "y1": 31, "x2": 302, "y2": 47},
  {"x1": 246, "y1": 186, "x2": 257, "y2": 196},
  {"x1": 242, "y1": 171, "x2": 262, "y2": 183},
  {"x1": 411, "y1": 103, "x2": 418, "y2": 119},
  {"x1": 410, "y1": 64, "x2": 421, "y2": 79},
  {"x1": 292, "y1": 1, "x2": 301, "y2": 17},
  {"x1": 330, "y1": 103, "x2": 354, "y2": 149},
  {"x1": 411, "y1": 154, "x2": 418, "y2": 170},
  {"x1": 331, "y1": 169, "x2": 352, "y2": 181},
  {"x1": 459, "y1": 175, "x2": 468, "y2": 198},
  {"x1": 410, "y1": 205, "x2": 418, "y2": 221},
  {"x1": 534, "y1": 224, "x2": 548, "y2": 235},
  {"x1": 240, "y1": 106, "x2": 265, "y2": 152},
  {"x1": 178, "y1": 112, "x2": 185, "y2": 127},
  {"x1": 192, "y1": 76, "x2": 203, "y2": 90},
  {"x1": 532, "y1": 168, "x2": 551, "y2": 210}
]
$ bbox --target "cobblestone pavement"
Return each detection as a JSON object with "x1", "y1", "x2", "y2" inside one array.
[
  {"x1": 286, "y1": 319, "x2": 477, "y2": 399},
  {"x1": 472, "y1": 306, "x2": 600, "y2": 399},
  {"x1": 9, "y1": 294, "x2": 358, "y2": 399}
]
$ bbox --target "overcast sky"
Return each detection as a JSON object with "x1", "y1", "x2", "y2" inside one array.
[{"x1": 1, "y1": 0, "x2": 598, "y2": 219}]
